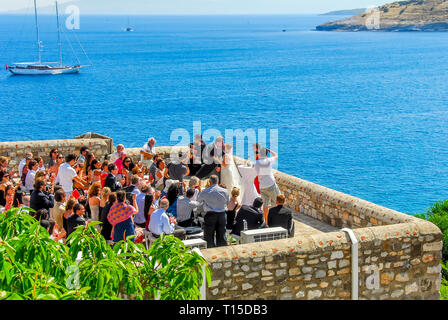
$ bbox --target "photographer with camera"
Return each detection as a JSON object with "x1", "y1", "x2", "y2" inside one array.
[{"x1": 30, "y1": 178, "x2": 55, "y2": 212}]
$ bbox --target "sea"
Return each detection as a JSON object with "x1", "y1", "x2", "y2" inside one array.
[{"x1": 1, "y1": 14, "x2": 448, "y2": 215}]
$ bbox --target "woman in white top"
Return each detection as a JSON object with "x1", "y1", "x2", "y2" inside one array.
[
  {"x1": 88, "y1": 182, "x2": 101, "y2": 221},
  {"x1": 154, "y1": 159, "x2": 166, "y2": 191}
]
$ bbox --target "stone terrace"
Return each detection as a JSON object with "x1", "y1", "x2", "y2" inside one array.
[{"x1": 0, "y1": 135, "x2": 443, "y2": 300}]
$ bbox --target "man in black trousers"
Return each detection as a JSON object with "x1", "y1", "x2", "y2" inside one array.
[{"x1": 197, "y1": 175, "x2": 230, "y2": 248}]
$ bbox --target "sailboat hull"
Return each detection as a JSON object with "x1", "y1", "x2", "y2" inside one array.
[{"x1": 8, "y1": 65, "x2": 81, "y2": 75}]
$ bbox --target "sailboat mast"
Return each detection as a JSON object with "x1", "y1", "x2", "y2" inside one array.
[
  {"x1": 34, "y1": 0, "x2": 41, "y2": 63},
  {"x1": 55, "y1": 1, "x2": 62, "y2": 66}
]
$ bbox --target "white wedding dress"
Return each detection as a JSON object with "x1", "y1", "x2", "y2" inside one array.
[{"x1": 221, "y1": 153, "x2": 243, "y2": 196}]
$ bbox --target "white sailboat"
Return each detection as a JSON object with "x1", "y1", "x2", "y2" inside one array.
[
  {"x1": 125, "y1": 17, "x2": 134, "y2": 32},
  {"x1": 6, "y1": 0, "x2": 84, "y2": 75}
]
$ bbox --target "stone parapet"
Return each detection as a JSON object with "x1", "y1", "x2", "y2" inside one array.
[{"x1": 0, "y1": 135, "x2": 111, "y2": 168}]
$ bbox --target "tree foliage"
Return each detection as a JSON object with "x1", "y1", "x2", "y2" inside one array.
[
  {"x1": 415, "y1": 200, "x2": 448, "y2": 300},
  {"x1": 0, "y1": 207, "x2": 211, "y2": 300}
]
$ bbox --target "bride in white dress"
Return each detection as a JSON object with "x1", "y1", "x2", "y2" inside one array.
[{"x1": 219, "y1": 144, "x2": 243, "y2": 196}]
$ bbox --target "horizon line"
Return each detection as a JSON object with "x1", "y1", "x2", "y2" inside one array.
[{"x1": 0, "y1": 12, "x2": 335, "y2": 16}]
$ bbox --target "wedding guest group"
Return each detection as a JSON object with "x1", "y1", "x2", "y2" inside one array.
[{"x1": 0, "y1": 136, "x2": 293, "y2": 247}]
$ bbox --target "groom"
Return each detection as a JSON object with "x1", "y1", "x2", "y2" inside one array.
[{"x1": 195, "y1": 136, "x2": 225, "y2": 181}]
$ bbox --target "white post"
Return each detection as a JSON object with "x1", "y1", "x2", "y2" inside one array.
[
  {"x1": 341, "y1": 228, "x2": 359, "y2": 300},
  {"x1": 192, "y1": 247, "x2": 207, "y2": 300}
]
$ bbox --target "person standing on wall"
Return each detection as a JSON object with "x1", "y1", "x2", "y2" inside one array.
[{"x1": 254, "y1": 147, "x2": 280, "y2": 224}]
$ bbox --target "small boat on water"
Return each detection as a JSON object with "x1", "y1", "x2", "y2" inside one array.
[
  {"x1": 6, "y1": 0, "x2": 85, "y2": 76},
  {"x1": 125, "y1": 17, "x2": 134, "y2": 32}
]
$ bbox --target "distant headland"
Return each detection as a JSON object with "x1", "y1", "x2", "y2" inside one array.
[
  {"x1": 320, "y1": 8, "x2": 367, "y2": 16},
  {"x1": 316, "y1": 0, "x2": 448, "y2": 32}
]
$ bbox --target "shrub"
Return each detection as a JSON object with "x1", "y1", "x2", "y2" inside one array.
[{"x1": 0, "y1": 207, "x2": 211, "y2": 300}]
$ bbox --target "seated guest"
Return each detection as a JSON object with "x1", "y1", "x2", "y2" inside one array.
[
  {"x1": 48, "y1": 153, "x2": 64, "y2": 179},
  {"x1": 32, "y1": 208, "x2": 49, "y2": 222},
  {"x1": 165, "y1": 180, "x2": 183, "y2": 217},
  {"x1": 100, "y1": 161, "x2": 109, "y2": 188},
  {"x1": 231, "y1": 197, "x2": 266, "y2": 236},
  {"x1": 176, "y1": 188, "x2": 201, "y2": 228},
  {"x1": 148, "y1": 154, "x2": 161, "y2": 183},
  {"x1": 77, "y1": 146, "x2": 89, "y2": 165},
  {"x1": 166, "y1": 152, "x2": 189, "y2": 183},
  {"x1": 268, "y1": 194, "x2": 295, "y2": 237},
  {"x1": 35, "y1": 156, "x2": 46, "y2": 172},
  {"x1": 110, "y1": 144, "x2": 125, "y2": 163},
  {"x1": 153, "y1": 159, "x2": 166, "y2": 191},
  {"x1": 114, "y1": 152, "x2": 127, "y2": 176},
  {"x1": 25, "y1": 160, "x2": 38, "y2": 192},
  {"x1": 226, "y1": 187, "x2": 241, "y2": 231},
  {"x1": 48, "y1": 149, "x2": 59, "y2": 168},
  {"x1": 107, "y1": 190, "x2": 138, "y2": 242},
  {"x1": 19, "y1": 152, "x2": 33, "y2": 178},
  {"x1": 88, "y1": 182, "x2": 102, "y2": 221},
  {"x1": 148, "y1": 198, "x2": 185, "y2": 240},
  {"x1": 20, "y1": 155, "x2": 33, "y2": 186},
  {"x1": 67, "y1": 203, "x2": 87, "y2": 237},
  {"x1": 30, "y1": 179, "x2": 55, "y2": 212},
  {"x1": 197, "y1": 175, "x2": 230, "y2": 248},
  {"x1": 134, "y1": 185, "x2": 154, "y2": 228},
  {"x1": 100, "y1": 192, "x2": 115, "y2": 240},
  {"x1": 125, "y1": 175, "x2": 141, "y2": 197},
  {"x1": 51, "y1": 190, "x2": 66, "y2": 233},
  {"x1": 63, "y1": 199, "x2": 77, "y2": 237},
  {"x1": 122, "y1": 156, "x2": 135, "y2": 186},
  {"x1": 105, "y1": 163, "x2": 123, "y2": 192},
  {"x1": 187, "y1": 176, "x2": 201, "y2": 201}
]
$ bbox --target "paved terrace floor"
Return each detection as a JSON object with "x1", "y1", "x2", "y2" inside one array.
[{"x1": 291, "y1": 211, "x2": 340, "y2": 236}]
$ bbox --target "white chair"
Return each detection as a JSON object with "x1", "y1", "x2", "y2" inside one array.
[{"x1": 143, "y1": 229, "x2": 157, "y2": 249}]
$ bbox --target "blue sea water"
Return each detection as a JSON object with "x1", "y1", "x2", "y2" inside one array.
[{"x1": 1, "y1": 14, "x2": 448, "y2": 214}]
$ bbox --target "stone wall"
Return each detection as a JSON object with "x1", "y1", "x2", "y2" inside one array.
[
  {"x1": 0, "y1": 134, "x2": 112, "y2": 168},
  {"x1": 274, "y1": 170, "x2": 416, "y2": 229},
  {"x1": 201, "y1": 220, "x2": 442, "y2": 300}
]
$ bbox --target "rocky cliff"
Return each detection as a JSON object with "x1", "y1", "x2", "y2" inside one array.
[{"x1": 316, "y1": 0, "x2": 448, "y2": 31}]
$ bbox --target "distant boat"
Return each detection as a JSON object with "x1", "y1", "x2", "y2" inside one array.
[
  {"x1": 125, "y1": 17, "x2": 134, "y2": 32},
  {"x1": 6, "y1": 0, "x2": 84, "y2": 75}
]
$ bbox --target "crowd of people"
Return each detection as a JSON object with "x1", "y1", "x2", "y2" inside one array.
[{"x1": 0, "y1": 135, "x2": 295, "y2": 248}]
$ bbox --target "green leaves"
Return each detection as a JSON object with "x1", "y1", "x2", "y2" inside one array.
[{"x1": 0, "y1": 208, "x2": 211, "y2": 300}]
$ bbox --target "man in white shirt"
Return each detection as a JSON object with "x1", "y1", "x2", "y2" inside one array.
[
  {"x1": 25, "y1": 160, "x2": 39, "y2": 192},
  {"x1": 140, "y1": 138, "x2": 156, "y2": 170},
  {"x1": 148, "y1": 199, "x2": 175, "y2": 237},
  {"x1": 109, "y1": 144, "x2": 125, "y2": 163},
  {"x1": 176, "y1": 189, "x2": 201, "y2": 227},
  {"x1": 56, "y1": 154, "x2": 84, "y2": 198},
  {"x1": 254, "y1": 147, "x2": 280, "y2": 223},
  {"x1": 18, "y1": 152, "x2": 33, "y2": 178}
]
